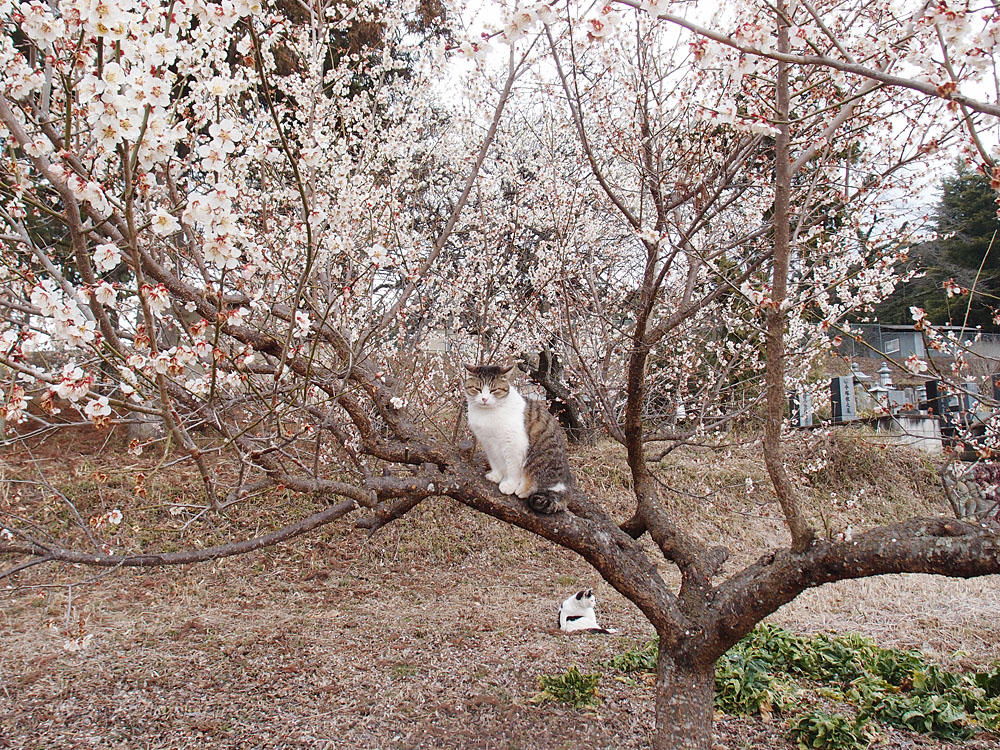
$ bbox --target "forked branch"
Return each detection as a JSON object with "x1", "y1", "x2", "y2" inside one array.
[{"x1": 702, "y1": 517, "x2": 1000, "y2": 663}]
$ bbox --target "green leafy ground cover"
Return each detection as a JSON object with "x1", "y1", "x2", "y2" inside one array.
[
  {"x1": 542, "y1": 624, "x2": 1000, "y2": 749},
  {"x1": 533, "y1": 666, "x2": 604, "y2": 709}
]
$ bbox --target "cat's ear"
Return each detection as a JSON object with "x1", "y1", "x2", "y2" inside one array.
[
  {"x1": 500, "y1": 364, "x2": 515, "y2": 375},
  {"x1": 584, "y1": 588, "x2": 593, "y2": 598},
  {"x1": 464, "y1": 363, "x2": 478, "y2": 374},
  {"x1": 575, "y1": 590, "x2": 585, "y2": 600}
]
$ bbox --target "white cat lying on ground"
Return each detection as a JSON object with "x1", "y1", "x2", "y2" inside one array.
[{"x1": 558, "y1": 589, "x2": 617, "y2": 634}]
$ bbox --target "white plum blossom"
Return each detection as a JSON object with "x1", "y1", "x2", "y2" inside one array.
[
  {"x1": 6, "y1": 64, "x2": 44, "y2": 100},
  {"x1": 93, "y1": 243, "x2": 122, "y2": 273},
  {"x1": 300, "y1": 146, "x2": 322, "y2": 168},
  {"x1": 904, "y1": 355, "x2": 929, "y2": 374},
  {"x1": 226, "y1": 307, "x2": 249, "y2": 327},
  {"x1": 197, "y1": 142, "x2": 227, "y2": 173},
  {"x1": 186, "y1": 376, "x2": 211, "y2": 396},
  {"x1": 637, "y1": 227, "x2": 659, "y2": 245},
  {"x1": 294, "y1": 310, "x2": 312, "y2": 338},
  {"x1": 53, "y1": 364, "x2": 92, "y2": 402},
  {"x1": 743, "y1": 119, "x2": 780, "y2": 136},
  {"x1": 739, "y1": 280, "x2": 769, "y2": 308},
  {"x1": 84, "y1": 396, "x2": 112, "y2": 421},
  {"x1": 152, "y1": 351, "x2": 173, "y2": 374},
  {"x1": 150, "y1": 209, "x2": 181, "y2": 236},
  {"x1": 533, "y1": 3, "x2": 555, "y2": 24},
  {"x1": 136, "y1": 74, "x2": 171, "y2": 109},
  {"x1": 585, "y1": 7, "x2": 623, "y2": 43},
  {"x1": 57, "y1": 315, "x2": 98, "y2": 347},
  {"x1": 125, "y1": 354, "x2": 147, "y2": 371},
  {"x1": 101, "y1": 62, "x2": 127, "y2": 87},
  {"x1": 637, "y1": 0, "x2": 670, "y2": 15},
  {"x1": 24, "y1": 136, "x2": 52, "y2": 157},
  {"x1": 943, "y1": 278, "x2": 964, "y2": 298},
  {"x1": 29, "y1": 279, "x2": 62, "y2": 316},
  {"x1": 503, "y1": 10, "x2": 534, "y2": 42},
  {"x1": 209, "y1": 118, "x2": 243, "y2": 152},
  {"x1": 19, "y1": 2, "x2": 64, "y2": 48},
  {"x1": 203, "y1": 236, "x2": 242, "y2": 269},
  {"x1": 2, "y1": 385, "x2": 31, "y2": 424},
  {"x1": 204, "y1": 76, "x2": 233, "y2": 98},
  {"x1": 68, "y1": 178, "x2": 111, "y2": 217},
  {"x1": 93, "y1": 282, "x2": 118, "y2": 308},
  {"x1": 702, "y1": 99, "x2": 737, "y2": 125},
  {"x1": 183, "y1": 191, "x2": 214, "y2": 225},
  {"x1": 458, "y1": 39, "x2": 493, "y2": 62},
  {"x1": 29, "y1": 277, "x2": 100, "y2": 346},
  {"x1": 205, "y1": 0, "x2": 241, "y2": 28},
  {"x1": 143, "y1": 284, "x2": 171, "y2": 316},
  {"x1": 6, "y1": 199, "x2": 26, "y2": 219},
  {"x1": 369, "y1": 244, "x2": 390, "y2": 266},
  {"x1": 146, "y1": 32, "x2": 180, "y2": 66}
]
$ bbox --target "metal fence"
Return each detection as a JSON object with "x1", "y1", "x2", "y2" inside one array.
[{"x1": 835, "y1": 323, "x2": 1000, "y2": 361}]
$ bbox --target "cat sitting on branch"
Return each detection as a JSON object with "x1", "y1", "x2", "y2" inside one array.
[{"x1": 464, "y1": 364, "x2": 574, "y2": 515}]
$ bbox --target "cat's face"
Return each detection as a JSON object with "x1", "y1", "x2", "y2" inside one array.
[
  {"x1": 574, "y1": 588, "x2": 595, "y2": 607},
  {"x1": 464, "y1": 364, "x2": 513, "y2": 408}
]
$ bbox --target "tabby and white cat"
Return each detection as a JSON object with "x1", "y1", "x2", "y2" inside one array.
[
  {"x1": 558, "y1": 589, "x2": 616, "y2": 634},
  {"x1": 464, "y1": 363, "x2": 572, "y2": 514}
]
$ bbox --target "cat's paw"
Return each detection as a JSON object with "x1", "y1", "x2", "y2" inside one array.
[
  {"x1": 485, "y1": 469, "x2": 503, "y2": 483},
  {"x1": 498, "y1": 479, "x2": 517, "y2": 494},
  {"x1": 515, "y1": 483, "x2": 532, "y2": 499}
]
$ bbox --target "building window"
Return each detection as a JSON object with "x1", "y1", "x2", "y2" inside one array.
[{"x1": 885, "y1": 338, "x2": 900, "y2": 354}]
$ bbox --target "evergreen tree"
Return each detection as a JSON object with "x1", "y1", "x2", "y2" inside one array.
[{"x1": 873, "y1": 165, "x2": 1000, "y2": 329}]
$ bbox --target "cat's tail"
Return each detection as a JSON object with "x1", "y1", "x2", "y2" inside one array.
[
  {"x1": 527, "y1": 488, "x2": 567, "y2": 514},
  {"x1": 571, "y1": 627, "x2": 618, "y2": 635}
]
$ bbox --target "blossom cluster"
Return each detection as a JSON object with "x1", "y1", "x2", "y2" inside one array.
[{"x1": 0, "y1": 0, "x2": 995, "y2": 519}]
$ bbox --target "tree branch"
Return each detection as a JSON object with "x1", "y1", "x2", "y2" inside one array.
[
  {"x1": 0, "y1": 498, "x2": 359, "y2": 579},
  {"x1": 616, "y1": 0, "x2": 1000, "y2": 118},
  {"x1": 763, "y1": 3, "x2": 815, "y2": 552},
  {"x1": 702, "y1": 517, "x2": 1000, "y2": 664},
  {"x1": 442, "y1": 466, "x2": 689, "y2": 644}
]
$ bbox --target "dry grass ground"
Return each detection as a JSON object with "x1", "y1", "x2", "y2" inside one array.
[{"x1": 1, "y1": 428, "x2": 998, "y2": 749}]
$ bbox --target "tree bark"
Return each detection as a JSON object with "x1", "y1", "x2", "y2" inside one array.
[
  {"x1": 653, "y1": 643, "x2": 715, "y2": 750},
  {"x1": 763, "y1": 0, "x2": 814, "y2": 552},
  {"x1": 520, "y1": 346, "x2": 594, "y2": 444}
]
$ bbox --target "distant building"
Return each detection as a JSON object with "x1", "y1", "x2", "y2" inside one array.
[
  {"x1": 877, "y1": 326, "x2": 926, "y2": 358},
  {"x1": 422, "y1": 333, "x2": 453, "y2": 353}
]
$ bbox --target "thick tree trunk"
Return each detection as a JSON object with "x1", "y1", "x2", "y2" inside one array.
[
  {"x1": 653, "y1": 644, "x2": 715, "y2": 750},
  {"x1": 762, "y1": 0, "x2": 814, "y2": 552}
]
